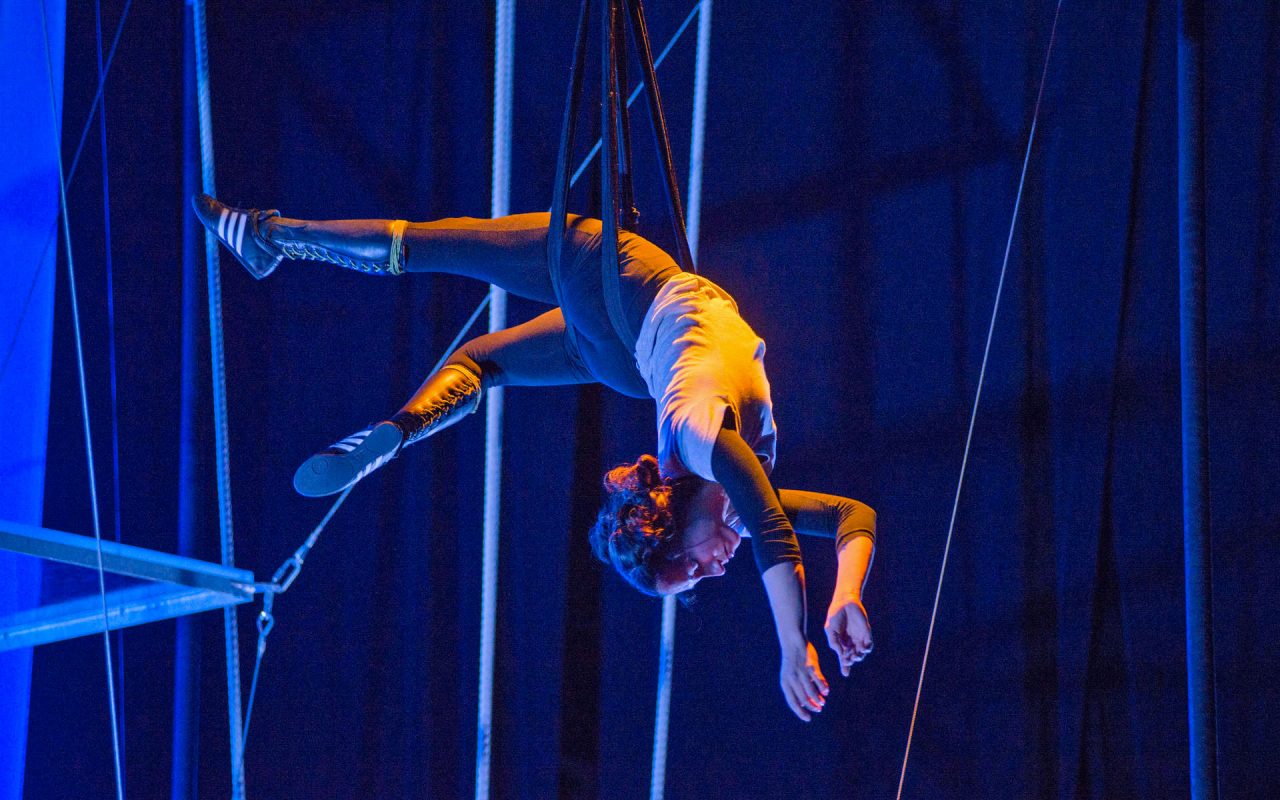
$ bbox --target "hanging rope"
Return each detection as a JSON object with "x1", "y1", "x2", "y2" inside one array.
[
  {"x1": 37, "y1": 2, "x2": 125, "y2": 797},
  {"x1": 188, "y1": 1, "x2": 249, "y2": 796},
  {"x1": 651, "y1": 5, "x2": 712, "y2": 797},
  {"x1": 94, "y1": 0, "x2": 128, "y2": 787},
  {"x1": 475, "y1": 1, "x2": 515, "y2": 797},
  {"x1": 649, "y1": 593, "x2": 678, "y2": 800},
  {"x1": 684, "y1": 0, "x2": 712, "y2": 266},
  {"x1": 895, "y1": 4, "x2": 1065, "y2": 798}
]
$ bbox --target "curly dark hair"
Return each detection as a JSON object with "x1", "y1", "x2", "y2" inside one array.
[{"x1": 588, "y1": 454, "x2": 702, "y2": 596}]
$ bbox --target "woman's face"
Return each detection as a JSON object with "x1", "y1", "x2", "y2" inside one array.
[{"x1": 655, "y1": 483, "x2": 742, "y2": 595}]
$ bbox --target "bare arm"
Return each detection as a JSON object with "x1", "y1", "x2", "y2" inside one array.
[
  {"x1": 761, "y1": 561, "x2": 829, "y2": 720},
  {"x1": 834, "y1": 535, "x2": 874, "y2": 603},
  {"x1": 826, "y1": 536, "x2": 874, "y2": 675}
]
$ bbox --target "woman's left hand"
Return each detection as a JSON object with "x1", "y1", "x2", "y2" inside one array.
[{"x1": 825, "y1": 595, "x2": 873, "y2": 676}]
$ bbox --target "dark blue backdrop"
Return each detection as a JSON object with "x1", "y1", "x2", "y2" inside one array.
[{"x1": 21, "y1": 1, "x2": 1280, "y2": 798}]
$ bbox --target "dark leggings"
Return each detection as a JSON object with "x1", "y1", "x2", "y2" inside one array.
[{"x1": 387, "y1": 212, "x2": 678, "y2": 398}]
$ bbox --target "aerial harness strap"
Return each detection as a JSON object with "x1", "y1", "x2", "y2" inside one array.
[{"x1": 549, "y1": 0, "x2": 697, "y2": 352}]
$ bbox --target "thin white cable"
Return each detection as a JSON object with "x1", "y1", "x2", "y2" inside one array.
[
  {"x1": 650, "y1": 4, "x2": 712, "y2": 800},
  {"x1": 37, "y1": 4, "x2": 124, "y2": 798},
  {"x1": 475, "y1": 2, "x2": 514, "y2": 799},
  {"x1": 895, "y1": 4, "x2": 1064, "y2": 798}
]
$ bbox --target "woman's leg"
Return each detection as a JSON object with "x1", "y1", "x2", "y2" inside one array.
[
  {"x1": 293, "y1": 309, "x2": 593, "y2": 496},
  {"x1": 263, "y1": 212, "x2": 568, "y2": 304},
  {"x1": 396, "y1": 213, "x2": 560, "y2": 303},
  {"x1": 192, "y1": 195, "x2": 592, "y2": 305}
]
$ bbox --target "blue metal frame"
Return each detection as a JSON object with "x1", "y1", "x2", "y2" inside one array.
[
  {"x1": 0, "y1": 521, "x2": 255, "y2": 653},
  {"x1": 1, "y1": 582, "x2": 250, "y2": 652}
]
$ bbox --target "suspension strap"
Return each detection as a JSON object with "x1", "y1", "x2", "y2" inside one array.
[
  {"x1": 548, "y1": 0, "x2": 592, "y2": 315},
  {"x1": 612, "y1": 3, "x2": 639, "y2": 233},
  {"x1": 625, "y1": 0, "x2": 694, "y2": 272},
  {"x1": 600, "y1": 0, "x2": 632, "y2": 344},
  {"x1": 550, "y1": 0, "x2": 698, "y2": 352}
]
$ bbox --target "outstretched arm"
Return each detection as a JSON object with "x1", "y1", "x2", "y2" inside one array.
[{"x1": 710, "y1": 426, "x2": 828, "y2": 721}]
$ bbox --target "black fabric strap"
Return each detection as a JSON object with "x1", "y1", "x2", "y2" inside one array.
[
  {"x1": 626, "y1": 0, "x2": 694, "y2": 272},
  {"x1": 613, "y1": 4, "x2": 639, "y2": 232},
  {"x1": 547, "y1": 0, "x2": 591, "y2": 314},
  {"x1": 600, "y1": 0, "x2": 634, "y2": 346},
  {"x1": 550, "y1": 0, "x2": 697, "y2": 353}
]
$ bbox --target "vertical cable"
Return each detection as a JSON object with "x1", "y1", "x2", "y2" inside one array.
[
  {"x1": 650, "y1": 4, "x2": 710, "y2": 799},
  {"x1": 1177, "y1": 1, "x2": 1218, "y2": 798},
  {"x1": 685, "y1": 0, "x2": 711, "y2": 266},
  {"x1": 189, "y1": 1, "x2": 247, "y2": 797},
  {"x1": 894, "y1": 4, "x2": 1063, "y2": 798},
  {"x1": 171, "y1": 6, "x2": 203, "y2": 795},
  {"x1": 94, "y1": 2, "x2": 128, "y2": 786},
  {"x1": 648, "y1": 596, "x2": 678, "y2": 800},
  {"x1": 476, "y1": 3, "x2": 514, "y2": 799},
  {"x1": 37, "y1": 2, "x2": 125, "y2": 797}
]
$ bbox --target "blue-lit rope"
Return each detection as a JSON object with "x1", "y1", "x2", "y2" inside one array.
[
  {"x1": 475, "y1": 1, "x2": 514, "y2": 797},
  {"x1": 894, "y1": 3, "x2": 1065, "y2": 798},
  {"x1": 95, "y1": 0, "x2": 128, "y2": 788},
  {"x1": 649, "y1": 594, "x2": 678, "y2": 800},
  {"x1": 650, "y1": 5, "x2": 711, "y2": 799},
  {"x1": 188, "y1": 1, "x2": 247, "y2": 797},
  {"x1": 683, "y1": 0, "x2": 712, "y2": 266},
  {"x1": 37, "y1": 2, "x2": 125, "y2": 798}
]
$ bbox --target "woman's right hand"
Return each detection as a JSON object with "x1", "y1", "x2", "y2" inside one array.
[{"x1": 779, "y1": 640, "x2": 829, "y2": 722}]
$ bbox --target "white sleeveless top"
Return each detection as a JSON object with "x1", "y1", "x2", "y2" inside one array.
[{"x1": 632, "y1": 272, "x2": 777, "y2": 483}]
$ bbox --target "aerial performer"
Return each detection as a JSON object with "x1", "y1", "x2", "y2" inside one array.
[{"x1": 193, "y1": 195, "x2": 876, "y2": 721}]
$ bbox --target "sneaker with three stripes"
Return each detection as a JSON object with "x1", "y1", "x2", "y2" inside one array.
[
  {"x1": 191, "y1": 193, "x2": 284, "y2": 279},
  {"x1": 293, "y1": 421, "x2": 405, "y2": 498}
]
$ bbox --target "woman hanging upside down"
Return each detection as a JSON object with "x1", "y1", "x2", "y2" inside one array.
[{"x1": 193, "y1": 194, "x2": 876, "y2": 721}]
